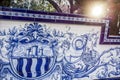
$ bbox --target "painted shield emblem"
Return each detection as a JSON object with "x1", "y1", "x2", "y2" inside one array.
[{"x1": 8, "y1": 23, "x2": 57, "y2": 79}]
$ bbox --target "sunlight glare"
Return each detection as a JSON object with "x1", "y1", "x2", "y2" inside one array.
[{"x1": 91, "y1": 5, "x2": 104, "y2": 18}]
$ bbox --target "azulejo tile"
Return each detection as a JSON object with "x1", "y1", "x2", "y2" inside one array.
[{"x1": 0, "y1": 7, "x2": 120, "y2": 80}]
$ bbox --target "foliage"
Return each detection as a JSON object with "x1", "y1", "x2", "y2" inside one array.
[
  {"x1": 0, "y1": 0, "x2": 10, "y2": 7},
  {"x1": 0, "y1": 0, "x2": 55, "y2": 12},
  {"x1": 29, "y1": 0, "x2": 55, "y2": 12},
  {"x1": 11, "y1": 0, "x2": 32, "y2": 9},
  {"x1": 0, "y1": 0, "x2": 120, "y2": 15}
]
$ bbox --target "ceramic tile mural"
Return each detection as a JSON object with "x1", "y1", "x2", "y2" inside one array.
[{"x1": 0, "y1": 7, "x2": 120, "y2": 80}]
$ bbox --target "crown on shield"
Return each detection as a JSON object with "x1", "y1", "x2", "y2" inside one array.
[{"x1": 8, "y1": 23, "x2": 58, "y2": 58}]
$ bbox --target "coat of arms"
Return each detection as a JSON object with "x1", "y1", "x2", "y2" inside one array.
[{"x1": 5, "y1": 23, "x2": 57, "y2": 79}]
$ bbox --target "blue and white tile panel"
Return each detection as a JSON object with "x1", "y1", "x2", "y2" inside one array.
[{"x1": 0, "y1": 10, "x2": 119, "y2": 44}]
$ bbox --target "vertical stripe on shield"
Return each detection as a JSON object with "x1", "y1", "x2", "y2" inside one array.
[
  {"x1": 41, "y1": 58, "x2": 46, "y2": 75},
  {"x1": 26, "y1": 58, "x2": 32, "y2": 77},
  {"x1": 31, "y1": 58, "x2": 37, "y2": 77},
  {"x1": 36, "y1": 58, "x2": 42, "y2": 77},
  {"x1": 22, "y1": 58, "x2": 27, "y2": 77},
  {"x1": 45, "y1": 57, "x2": 51, "y2": 73},
  {"x1": 16, "y1": 58, "x2": 24, "y2": 77}
]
